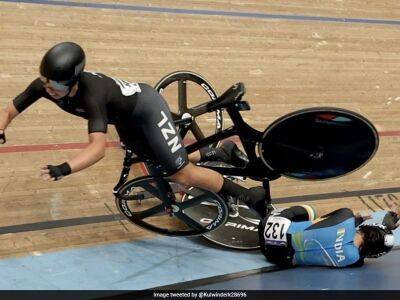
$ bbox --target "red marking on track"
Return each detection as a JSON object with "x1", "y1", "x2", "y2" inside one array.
[
  {"x1": 378, "y1": 131, "x2": 400, "y2": 137},
  {"x1": 0, "y1": 141, "x2": 121, "y2": 154},
  {"x1": 0, "y1": 131, "x2": 398, "y2": 154}
]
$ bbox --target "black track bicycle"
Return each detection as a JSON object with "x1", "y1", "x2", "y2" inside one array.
[{"x1": 113, "y1": 71, "x2": 379, "y2": 240}]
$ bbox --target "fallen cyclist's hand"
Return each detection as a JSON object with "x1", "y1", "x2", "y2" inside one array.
[
  {"x1": 381, "y1": 200, "x2": 400, "y2": 230},
  {"x1": 0, "y1": 130, "x2": 6, "y2": 144},
  {"x1": 40, "y1": 163, "x2": 71, "y2": 181},
  {"x1": 383, "y1": 211, "x2": 400, "y2": 230},
  {"x1": 355, "y1": 213, "x2": 372, "y2": 226}
]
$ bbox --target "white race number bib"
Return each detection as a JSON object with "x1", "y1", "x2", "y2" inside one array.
[
  {"x1": 264, "y1": 216, "x2": 291, "y2": 246},
  {"x1": 112, "y1": 77, "x2": 141, "y2": 96},
  {"x1": 86, "y1": 72, "x2": 141, "y2": 96}
]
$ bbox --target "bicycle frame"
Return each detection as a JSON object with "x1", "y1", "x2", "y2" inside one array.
[
  {"x1": 113, "y1": 96, "x2": 279, "y2": 195},
  {"x1": 181, "y1": 98, "x2": 280, "y2": 180}
]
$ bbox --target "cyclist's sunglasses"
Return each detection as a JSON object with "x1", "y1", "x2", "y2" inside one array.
[{"x1": 41, "y1": 77, "x2": 73, "y2": 92}]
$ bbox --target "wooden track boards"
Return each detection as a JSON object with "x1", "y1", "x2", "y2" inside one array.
[{"x1": 1, "y1": 0, "x2": 400, "y2": 257}]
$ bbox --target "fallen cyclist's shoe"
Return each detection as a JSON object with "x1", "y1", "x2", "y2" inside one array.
[
  {"x1": 239, "y1": 186, "x2": 272, "y2": 219},
  {"x1": 219, "y1": 140, "x2": 249, "y2": 168}
]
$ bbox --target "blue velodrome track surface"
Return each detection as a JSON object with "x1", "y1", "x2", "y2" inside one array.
[
  {"x1": 0, "y1": 236, "x2": 267, "y2": 290},
  {"x1": 193, "y1": 250, "x2": 400, "y2": 290}
]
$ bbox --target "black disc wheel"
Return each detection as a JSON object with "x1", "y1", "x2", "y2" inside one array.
[
  {"x1": 154, "y1": 71, "x2": 223, "y2": 147},
  {"x1": 115, "y1": 176, "x2": 228, "y2": 236},
  {"x1": 258, "y1": 107, "x2": 379, "y2": 180}
]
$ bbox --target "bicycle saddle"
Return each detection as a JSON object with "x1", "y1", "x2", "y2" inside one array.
[{"x1": 207, "y1": 82, "x2": 246, "y2": 111}]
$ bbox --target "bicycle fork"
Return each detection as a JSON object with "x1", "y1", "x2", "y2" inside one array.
[
  {"x1": 153, "y1": 178, "x2": 178, "y2": 216},
  {"x1": 113, "y1": 149, "x2": 135, "y2": 195}
]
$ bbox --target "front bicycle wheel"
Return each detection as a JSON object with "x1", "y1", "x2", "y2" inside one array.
[
  {"x1": 115, "y1": 176, "x2": 229, "y2": 236},
  {"x1": 154, "y1": 71, "x2": 223, "y2": 147}
]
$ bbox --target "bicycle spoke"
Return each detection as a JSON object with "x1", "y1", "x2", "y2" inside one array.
[
  {"x1": 190, "y1": 120, "x2": 205, "y2": 141},
  {"x1": 170, "y1": 183, "x2": 190, "y2": 194},
  {"x1": 180, "y1": 193, "x2": 213, "y2": 210},
  {"x1": 136, "y1": 204, "x2": 165, "y2": 219},
  {"x1": 189, "y1": 105, "x2": 209, "y2": 118},
  {"x1": 154, "y1": 71, "x2": 222, "y2": 152},
  {"x1": 174, "y1": 212, "x2": 204, "y2": 231},
  {"x1": 153, "y1": 179, "x2": 176, "y2": 204},
  {"x1": 178, "y1": 126, "x2": 191, "y2": 140},
  {"x1": 122, "y1": 191, "x2": 148, "y2": 201},
  {"x1": 171, "y1": 111, "x2": 180, "y2": 120},
  {"x1": 136, "y1": 181, "x2": 162, "y2": 199},
  {"x1": 178, "y1": 80, "x2": 187, "y2": 113}
]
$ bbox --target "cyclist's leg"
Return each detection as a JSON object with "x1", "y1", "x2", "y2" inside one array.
[
  {"x1": 131, "y1": 84, "x2": 191, "y2": 176},
  {"x1": 188, "y1": 151, "x2": 201, "y2": 163},
  {"x1": 195, "y1": 140, "x2": 249, "y2": 167},
  {"x1": 131, "y1": 84, "x2": 222, "y2": 188},
  {"x1": 131, "y1": 84, "x2": 267, "y2": 217},
  {"x1": 259, "y1": 205, "x2": 317, "y2": 251},
  {"x1": 188, "y1": 143, "x2": 227, "y2": 163},
  {"x1": 307, "y1": 208, "x2": 353, "y2": 229},
  {"x1": 258, "y1": 205, "x2": 317, "y2": 266},
  {"x1": 170, "y1": 163, "x2": 269, "y2": 218},
  {"x1": 188, "y1": 141, "x2": 249, "y2": 168},
  {"x1": 277, "y1": 205, "x2": 318, "y2": 222}
]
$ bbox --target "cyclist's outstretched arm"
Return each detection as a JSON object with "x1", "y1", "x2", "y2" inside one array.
[
  {"x1": 67, "y1": 132, "x2": 106, "y2": 173},
  {"x1": 0, "y1": 102, "x2": 20, "y2": 143},
  {"x1": 40, "y1": 131, "x2": 107, "y2": 181},
  {"x1": 40, "y1": 92, "x2": 108, "y2": 181},
  {"x1": 1, "y1": 78, "x2": 44, "y2": 143},
  {"x1": 308, "y1": 208, "x2": 354, "y2": 229},
  {"x1": 0, "y1": 102, "x2": 19, "y2": 131}
]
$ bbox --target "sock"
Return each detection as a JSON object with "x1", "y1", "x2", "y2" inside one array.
[
  {"x1": 220, "y1": 178, "x2": 267, "y2": 219},
  {"x1": 219, "y1": 177, "x2": 250, "y2": 198},
  {"x1": 219, "y1": 178, "x2": 267, "y2": 219},
  {"x1": 246, "y1": 187, "x2": 267, "y2": 219}
]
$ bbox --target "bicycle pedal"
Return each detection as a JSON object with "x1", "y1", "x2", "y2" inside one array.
[{"x1": 228, "y1": 206, "x2": 240, "y2": 218}]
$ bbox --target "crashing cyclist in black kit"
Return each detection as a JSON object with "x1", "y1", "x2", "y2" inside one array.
[{"x1": 0, "y1": 42, "x2": 267, "y2": 218}]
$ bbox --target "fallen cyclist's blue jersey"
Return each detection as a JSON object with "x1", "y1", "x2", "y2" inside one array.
[
  {"x1": 289, "y1": 216, "x2": 360, "y2": 267},
  {"x1": 259, "y1": 207, "x2": 363, "y2": 267}
]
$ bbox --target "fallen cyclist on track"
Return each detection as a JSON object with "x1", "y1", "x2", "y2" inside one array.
[{"x1": 259, "y1": 204, "x2": 399, "y2": 267}]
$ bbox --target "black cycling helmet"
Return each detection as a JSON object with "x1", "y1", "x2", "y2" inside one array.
[
  {"x1": 40, "y1": 42, "x2": 85, "y2": 91},
  {"x1": 358, "y1": 223, "x2": 394, "y2": 258}
]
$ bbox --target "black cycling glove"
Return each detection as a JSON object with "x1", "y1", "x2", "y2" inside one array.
[
  {"x1": 0, "y1": 130, "x2": 6, "y2": 144},
  {"x1": 47, "y1": 162, "x2": 72, "y2": 181},
  {"x1": 383, "y1": 211, "x2": 400, "y2": 230}
]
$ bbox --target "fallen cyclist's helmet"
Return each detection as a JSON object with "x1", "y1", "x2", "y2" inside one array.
[
  {"x1": 358, "y1": 223, "x2": 394, "y2": 258},
  {"x1": 40, "y1": 42, "x2": 86, "y2": 91}
]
